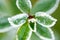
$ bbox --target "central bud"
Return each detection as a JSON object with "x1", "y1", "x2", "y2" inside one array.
[{"x1": 28, "y1": 14, "x2": 34, "y2": 19}]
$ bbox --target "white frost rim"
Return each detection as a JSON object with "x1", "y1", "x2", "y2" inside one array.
[
  {"x1": 26, "y1": 30, "x2": 32, "y2": 40},
  {"x1": 8, "y1": 13, "x2": 28, "y2": 27},
  {"x1": 35, "y1": 12, "x2": 57, "y2": 27},
  {"x1": 16, "y1": 0, "x2": 32, "y2": 13},
  {"x1": 46, "y1": 0, "x2": 59, "y2": 14}
]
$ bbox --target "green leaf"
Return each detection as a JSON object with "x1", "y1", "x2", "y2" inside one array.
[
  {"x1": 17, "y1": 22, "x2": 31, "y2": 40},
  {"x1": 16, "y1": 0, "x2": 32, "y2": 13},
  {"x1": 35, "y1": 12, "x2": 57, "y2": 27},
  {"x1": 36, "y1": 22, "x2": 55, "y2": 40},
  {"x1": 8, "y1": 13, "x2": 28, "y2": 27},
  {"x1": 31, "y1": 0, "x2": 58, "y2": 15},
  {"x1": 29, "y1": 21, "x2": 35, "y2": 30},
  {"x1": 30, "y1": 32, "x2": 42, "y2": 40}
]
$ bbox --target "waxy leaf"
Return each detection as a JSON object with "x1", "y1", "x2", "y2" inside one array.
[
  {"x1": 16, "y1": 0, "x2": 32, "y2": 13},
  {"x1": 36, "y1": 22, "x2": 55, "y2": 40},
  {"x1": 35, "y1": 12, "x2": 57, "y2": 27},
  {"x1": 17, "y1": 22, "x2": 31, "y2": 40},
  {"x1": 8, "y1": 13, "x2": 28, "y2": 27},
  {"x1": 31, "y1": 0, "x2": 59, "y2": 15}
]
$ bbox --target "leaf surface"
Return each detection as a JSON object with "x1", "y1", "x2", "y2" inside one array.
[
  {"x1": 31, "y1": 0, "x2": 58, "y2": 15},
  {"x1": 17, "y1": 22, "x2": 31, "y2": 40},
  {"x1": 35, "y1": 12, "x2": 57, "y2": 27},
  {"x1": 16, "y1": 0, "x2": 32, "y2": 13}
]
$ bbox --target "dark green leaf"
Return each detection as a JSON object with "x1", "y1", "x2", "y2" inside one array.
[
  {"x1": 35, "y1": 12, "x2": 57, "y2": 27},
  {"x1": 8, "y1": 13, "x2": 28, "y2": 26},
  {"x1": 16, "y1": 0, "x2": 32, "y2": 13},
  {"x1": 36, "y1": 22, "x2": 54, "y2": 39},
  {"x1": 29, "y1": 21, "x2": 35, "y2": 30},
  {"x1": 30, "y1": 32, "x2": 42, "y2": 40},
  {"x1": 17, "y1": 22, "x2": 31, "y2": 40}
]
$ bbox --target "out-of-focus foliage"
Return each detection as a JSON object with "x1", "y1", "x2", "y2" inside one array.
[{"x1": 0, "y1": 0, "x2": 20, "y2": 29}]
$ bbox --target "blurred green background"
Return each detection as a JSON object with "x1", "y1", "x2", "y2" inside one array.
[
  {"x1": 52, "y1": 3, "x2": 60, "y2": 40},
  {"x1": 0, "y1": 0, "x2": 60, "y2": 40}
]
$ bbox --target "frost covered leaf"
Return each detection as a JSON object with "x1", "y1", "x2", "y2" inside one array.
[
  {"x1": 31, "y1": 0, "x2": 59, "y2": 15},
  {"x1": 16, "y1": 22, "x2": 32, "y2": 40},
  {"x1": 36, "y1": 22, "x2": 55, "y2": 40},
  {"x1": 8, "y1": 13, "x2": 28, "y2": 27},
  {"x1": 16, "y1": 0, "x2": 32, "y2": 13},
  {"x1": 35, "y1": 12, "x2": 57, "y2": 27}
]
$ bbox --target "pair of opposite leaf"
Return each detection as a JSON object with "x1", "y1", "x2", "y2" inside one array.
[{"x1": 0, "y1": 0, "x2": 59, "y2": 40}]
